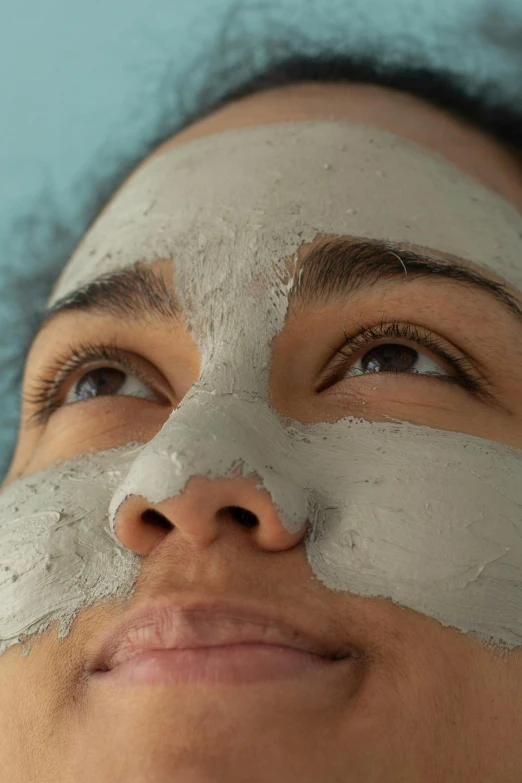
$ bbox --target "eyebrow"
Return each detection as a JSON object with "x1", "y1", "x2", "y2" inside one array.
[
  {"x1": 40, "y1": 263, "x2": 182, "y2": 328},
  {"x1": 289, "y1": 237, "x2": 522, "y2": 322},
  {"x1": 39, "y1": 237, "x2": 522, "y2": 333}
]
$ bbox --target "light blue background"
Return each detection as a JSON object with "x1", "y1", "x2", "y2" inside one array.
[{"x1": 1, "y1": 0, "x2": 521, "y2": 478}]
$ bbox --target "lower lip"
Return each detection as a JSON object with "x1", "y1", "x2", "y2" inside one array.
[{"x1": 93, "y1": 644, "x2": 346, "y2": 686}]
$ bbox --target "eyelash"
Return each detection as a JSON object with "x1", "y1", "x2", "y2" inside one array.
[
  {"x1": 24, "y1": 340, "x2": 151, "y2": 426},
  {"x1": 24, "y1": 320, "x2": 489, "y2": 426},
  {"x1": 323, "y1": 317, "x2": 488, "y2": 395}
]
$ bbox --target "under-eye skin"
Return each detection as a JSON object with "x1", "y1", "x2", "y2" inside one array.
[{"x1": 23, "y1": 315, "x2": 491, "y2": 427}]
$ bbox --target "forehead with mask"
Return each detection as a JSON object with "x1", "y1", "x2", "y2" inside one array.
[{"x1": 1, "y1": 79, "x2": 522, "y2": 782}]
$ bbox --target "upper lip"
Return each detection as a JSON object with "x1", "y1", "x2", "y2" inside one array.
[{"x1": 88, "y1": 598, "x2": 352, "y2": 673}]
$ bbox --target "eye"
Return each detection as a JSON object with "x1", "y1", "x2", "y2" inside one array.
[
  {"x1": 24, "y1": 340, "x2": 171, "y2": 426},
  {"x1": 64, "y1": 367, "x2": 162, "y2": 404},
  {"x1": 342, "y1": 342, "x2": 447, "y2": 379},
  {"x1": 318, "y1": 319, "x2": 487, "y2": 397}
]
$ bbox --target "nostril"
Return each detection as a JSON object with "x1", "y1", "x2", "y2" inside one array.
[
  {"x1": 139, "y1": 506, "x2": 258, "y2": 533},
  {"x1": 141, "y1": 508, "x2": 174, "y2": 531},
  {"x1": 227, "y1": 506, "x2": 259, "y2": 528}
]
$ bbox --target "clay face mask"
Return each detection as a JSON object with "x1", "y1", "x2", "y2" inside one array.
[{"x1": 1, "y1": 121, "x2": 522, "y2": 659}]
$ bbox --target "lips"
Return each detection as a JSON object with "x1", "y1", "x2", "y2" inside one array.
[{"x1": 89, "y1": 599, "x2": 352, "y2": 674}]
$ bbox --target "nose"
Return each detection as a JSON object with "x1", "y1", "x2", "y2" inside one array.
[{"x1": 112, "y1": 475, "x2": 308, "y2": 555}]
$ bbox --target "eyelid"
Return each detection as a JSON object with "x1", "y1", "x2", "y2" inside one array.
[
  {"x1": 317, "y1": 317, "x2": 492, "y2": 401},
  {"x1": 61, "y1": 357, "x2": 163, "y2": 405},
  {"x1": 23, "y1": 340, "x2": 172, "y2": 425},
  {"x1": 330, "y1": 325, "x2": 455, "y2": 377}
]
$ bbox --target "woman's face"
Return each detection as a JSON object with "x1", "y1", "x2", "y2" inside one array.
[{"x1": 2, "y1": 82, "x2": 522, "y2": 783}]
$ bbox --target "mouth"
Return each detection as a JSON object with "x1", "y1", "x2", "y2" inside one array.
[
  {"x1": 86, "y1": 598, "x2": 360, "y2": 687},
  {"x1": 90, "y1": 643, "x2": 356, "y2": 687}
]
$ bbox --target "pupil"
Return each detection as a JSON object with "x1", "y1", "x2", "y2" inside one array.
[
  {"x1": 76, "y1": 368, "x2": 126, "y2": 400},
  {"x1": 361, "y1": 344, "x2": 417, "y2": 373}
]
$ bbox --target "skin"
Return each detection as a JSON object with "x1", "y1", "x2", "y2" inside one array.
[{"x1": 2, "y1": 82, "x2": 522, "y2": 782}]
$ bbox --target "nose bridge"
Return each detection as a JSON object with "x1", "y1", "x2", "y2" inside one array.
[
  {"x1": 108, "y1": 391, "x2": 309, "y2": 537},
  {"x1": 180, "y1": 256, "x2": 295, "y2": 399},
  {"x1": 109, "y1": 225, "x2": 306, "y2": 543}
]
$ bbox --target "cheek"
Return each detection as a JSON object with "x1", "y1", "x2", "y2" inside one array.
[
  {"x1": 0, "y1": 604, "x2": 113, "y2": 778},
  {"x1": 0, "y1": 446, "x2": 142, "y2": 660},
  {"x1": 0, "y1": 632, "x2": 67, "y2": 772},
  {"x1": 302, "y1": 419, "x2": 522, "y2": 655}
]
